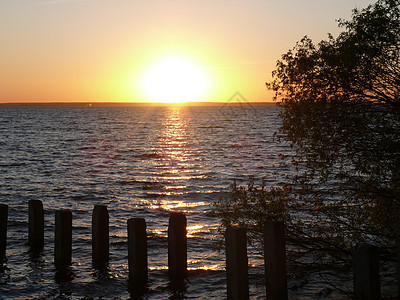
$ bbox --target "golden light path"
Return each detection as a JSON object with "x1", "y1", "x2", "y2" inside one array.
[
  {"x1": 120, "y1": 107, "x2": 224, "y2": 272},
  {"x1": 142, "y1": 57, "x2": 208, "y2": 103}
]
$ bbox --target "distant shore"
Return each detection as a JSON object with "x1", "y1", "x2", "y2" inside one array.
[{"x1": 0, "y1": 101, "x2": 278, "y2": 107}]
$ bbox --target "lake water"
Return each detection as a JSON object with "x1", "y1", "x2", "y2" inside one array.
[{"x1": 0, "y1": 104, "x2": 338, "y2": 299}]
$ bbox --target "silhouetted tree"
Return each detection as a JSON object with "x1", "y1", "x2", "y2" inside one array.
[
  {"x1": 268, "y1": 0, "x2": 400, "y2": 239},
  {"x1": 214, "y1": 0, "x2": 400, "y2": 286}
]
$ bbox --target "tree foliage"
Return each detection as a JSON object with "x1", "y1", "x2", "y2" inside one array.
[
  {"x1": 214, "y1": 0, "x2": 400, "y2": 289},
  {"x1": 267, "y1": 0, "x2": 400, "y2": 236}
]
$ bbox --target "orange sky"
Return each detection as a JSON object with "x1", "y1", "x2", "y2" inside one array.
[{"x1": 0, "y1": 0, "x2": 375, "y2": 103}]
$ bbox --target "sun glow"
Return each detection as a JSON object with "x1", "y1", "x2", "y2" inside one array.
[{"x1": 142, "y1": 57, "x2": 208, "y2": 103}]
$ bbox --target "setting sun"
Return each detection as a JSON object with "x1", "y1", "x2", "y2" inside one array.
[{"x1": 142, "y1": 57, "x2": 208, "y2": 103}]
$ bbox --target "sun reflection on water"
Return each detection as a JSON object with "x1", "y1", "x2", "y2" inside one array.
[
  {"x1": 143, "y1": 107, "x2": 224, "y2": 273},
  {"x1": 187, "y1": 264, "x2": 222, "y2": 271},
  {"x1": 149, "y1": 264, "x2": 223, "y2": 272},
  {"x1": 186, "y1": 224, "x2": 204, "y2": 238},
  {"x1": 148, "y1": 200, "x2": 208, "y2": 212},
  {"x1": 150, "y1": 106, "x2": 197, "y2": 204},
  {"x1": 157, "y1": 107, "x2": 192, "y2": 169}
]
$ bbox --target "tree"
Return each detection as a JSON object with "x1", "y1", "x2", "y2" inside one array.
[
  {"x1": 267, "y1": 0, "x2": 400, "y2": 237},
  {"x1": 214, "y1": 0, "x2": 400, "y2": 293}
]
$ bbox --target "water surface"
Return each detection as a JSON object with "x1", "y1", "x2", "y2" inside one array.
[{"x1": 0, "y1": 105, "x2": 292, "y2": 299}]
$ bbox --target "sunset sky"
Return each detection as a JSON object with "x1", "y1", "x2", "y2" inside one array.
[{"x1": 0, "y1": 0, "x2": 376, "y2": 103}]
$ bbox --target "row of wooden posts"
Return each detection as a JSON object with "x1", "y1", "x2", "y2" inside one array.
[{"x1": 0, "y1": 201, "x2": 392, "y2": 299}]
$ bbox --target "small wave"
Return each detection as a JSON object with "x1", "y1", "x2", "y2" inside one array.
[
  {"x1": 7, "y1": 220, "x2": 28, "y2": 227},
  {"x1": 0, "y1": 162, "x2": 27, "y2": 167},
  {"x1": 78, "y1": 146, "x2": 97, "y2": 150},
  {"x1": 119, "y1": 179, "x2": 141, "y2": 185},
  {"x1": 135, "y1": 153, "x2": 161, "y2": 159},
  {"x1": 141, "y1": 182, "x2": 164, "y2": 190},
  {"x1": 110, "y1": 240, "x2": 127, "y2": 247},
  {"x1": 197, "y1": 126, "x2": 225, "y2": 129}
]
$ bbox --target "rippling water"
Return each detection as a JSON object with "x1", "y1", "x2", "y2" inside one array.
[{"x1": 0, "y1": 105, "x2": 293, "y2": 299}]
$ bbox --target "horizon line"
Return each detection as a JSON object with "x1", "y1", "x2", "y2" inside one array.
[{"x1": 0, "y1": 101, "x2": 278, "y2": 107}]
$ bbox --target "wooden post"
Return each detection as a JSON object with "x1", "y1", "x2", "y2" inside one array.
[
  {"x1": 353, "y1": 245, "x2": 380, "y2": 300},
  {"x1": 168, "y1": 212, "x2": 187, "y2": 280},
  {"x1": 0, "y1": 204, "x2": 8, "y2": 257},
  {"x1": 54, "y1": 210, "x2": 72, "y2": 268},
  {"x1": 128, "y1": 218, "x2": 148, "y2": 287},
  {"x1": 264, "y1": 221, "x2": 288, "y2": 300},
  {"x1": 92, "y1": 205, "x2": 109, "y2": 267},
  {"x1": 28, "y1": 200, "x2": 44, "y2": 250},
  {"x1": 225, "y1": 227, "x2": 249, "y2": 300},
  {"x1": 397, "y1": 235, "x2": 400, "y2": 298}
]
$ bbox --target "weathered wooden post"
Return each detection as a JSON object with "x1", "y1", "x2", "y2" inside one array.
[
  {"x1": 353, "y1": 245, "x2": 380, "y2": 300},
  {"x1": 92, "y1": 205, "x2": 109, "y2": 267},
  {"x1": 168, "y1": 212, "x2": 187, "y2": 280},
  {"x1": 0, "y1": 204, "x2": 8, "y2": 257},
  {"x1": 396, "y1": 236, "x2": 400, "y2": 299},
  {"x1": 54, "y1": 210, "x2": 72, "y2": 268},
  {"x1": 225, "y1": 226, "x2": 249, "y2": 300},
  {"x1": 264, "y1": 221, "x2": 288, "y2": 300},
  {"x1": 397, "y1": 235, "x2": 400, "y2": 298},
  {"x1": 28, "y1": 200, "x2": 44, "y2": 250},
  {"x1": 128, "y1": 218, "x2": 148, "y2": 287}
]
